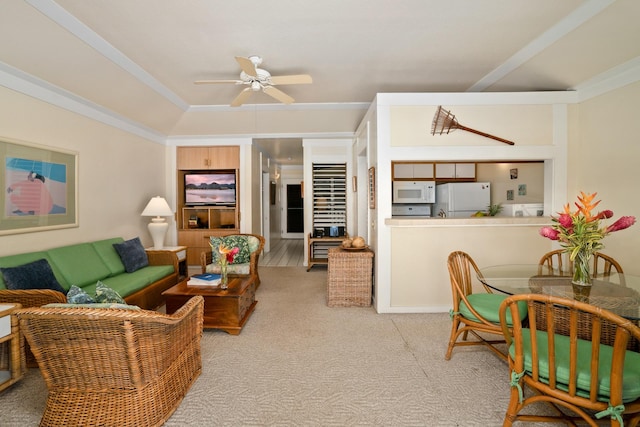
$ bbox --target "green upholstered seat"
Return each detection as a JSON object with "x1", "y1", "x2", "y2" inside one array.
[
  {"x1": 460, "y1": 293, "x2": 527, "y2": 325},
  {"x1": 512, "y1": 329, "x2": 640, "y2": 403}
]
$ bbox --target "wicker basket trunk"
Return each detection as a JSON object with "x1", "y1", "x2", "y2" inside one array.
[{"x1": 327, "y1": 247, "x2": 374, "y2": 307}]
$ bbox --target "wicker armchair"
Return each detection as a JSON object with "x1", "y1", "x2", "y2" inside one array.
[
  {"x1": 0, "y1": 288, "x2": 66, "y2": 367},
  {"x1": 15, "y1": 296, "x2": 204, "y2": 427},
  {"x1": 499, "y1": 294, "x2": 640, "y2": 426},
  {"x1": 200, "y1": 233, "x2": 265, "y2": 287}
]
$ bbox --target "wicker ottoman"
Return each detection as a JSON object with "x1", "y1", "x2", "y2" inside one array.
[{"x1": 327, "y1": 247, "x2": 374, "y2": 307}]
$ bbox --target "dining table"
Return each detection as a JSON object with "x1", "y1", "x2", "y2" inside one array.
[{"x1": 477, "y1": 264, "x2": 640, "y2": 321}]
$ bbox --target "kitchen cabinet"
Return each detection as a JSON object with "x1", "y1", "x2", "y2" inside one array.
[
  {"x1": 392, "y1": 162, "x2": 434, "y2": 180},
  {"x1": 435, "y1": 163, "x2": 476, "y2": 180},
  {"x1": 177, "y1": 146, "x2": 240, "y2": 170}
]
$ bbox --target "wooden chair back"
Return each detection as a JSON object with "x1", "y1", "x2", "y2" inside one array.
[
  {"x1": 538, "y1": 249, "x2": 569, "y2": 275},
  {"x1": 499, "y1": 294, "x2": 640, "y2": 426}
]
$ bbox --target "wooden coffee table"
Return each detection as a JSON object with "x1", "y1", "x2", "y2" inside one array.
[{"x1": 162, "y1": 276, "x2": 257, "y2": 335}]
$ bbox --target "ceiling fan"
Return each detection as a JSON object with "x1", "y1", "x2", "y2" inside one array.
[{"x1": 195, "y1": 56, "x2": 312, "y2": 107}]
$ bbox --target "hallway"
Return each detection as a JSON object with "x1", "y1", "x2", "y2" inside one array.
[{"x1": 259, "y1": 238, "x2": 305, "y2": 267}]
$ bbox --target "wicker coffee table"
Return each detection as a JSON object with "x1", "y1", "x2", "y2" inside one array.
[{"x1": 163, "y1": 276, "x2": 257, "y2": 335}]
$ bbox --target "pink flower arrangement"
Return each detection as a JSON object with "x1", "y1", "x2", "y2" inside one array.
[{"x1": 539, "y1": 192, "x2": 635, "y2": 261}]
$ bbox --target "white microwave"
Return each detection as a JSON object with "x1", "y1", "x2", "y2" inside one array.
[{"x1": 393, "y1": 181, "x2": 435, "y2": 204}]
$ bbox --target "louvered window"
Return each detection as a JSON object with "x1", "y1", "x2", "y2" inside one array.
[{"x1": 312, "y1": 163, "x2": 347, "y2": 233}]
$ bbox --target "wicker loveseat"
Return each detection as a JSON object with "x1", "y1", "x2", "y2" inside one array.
[
  {"x1": 200, "y1": 233, "x2": 265, "y2": 287},
  {"x1": 15, "y1": 296, "x2": 204, "y2": 427}
]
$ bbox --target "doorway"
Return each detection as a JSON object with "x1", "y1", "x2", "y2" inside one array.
[{"x1": 281, "y1": 179, "x2": 304, "y2": 239}]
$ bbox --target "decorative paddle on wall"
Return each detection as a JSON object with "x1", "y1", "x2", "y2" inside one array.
[{"x1": 431, "y1": 106, "x2": 515, "y2": 145}]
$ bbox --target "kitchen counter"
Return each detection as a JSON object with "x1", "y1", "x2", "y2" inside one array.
[{"x1": 386, "y1": 216, "x2": 551, "y2": 227}]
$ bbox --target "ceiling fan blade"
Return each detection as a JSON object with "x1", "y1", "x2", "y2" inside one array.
[
  {"x1": 235, "y1": 56, "x2": 257, "y2": 77},
  {"x1": 263, "y1": 86, "x2": 294, "y2": 104},
  {"x1": 194, "y1": 79, "x2": 242, "y2": 85},
  {"x1": 269, "y1": 74, "x2": 312, "y2": 85},
  {"x1": 230, "y1": 87, "x2": 253, "y2": 107}
]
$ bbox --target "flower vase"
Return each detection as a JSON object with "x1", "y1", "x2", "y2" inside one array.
[
  {"x1": 572, "y1": 248, "x2": 593, "y2": 286},
  {"x1": 572, "y1": 283, "x2": 591, "y2": 303},
  {"x1": 220, "y1": 262, "x2": 228, "y2": 289}
]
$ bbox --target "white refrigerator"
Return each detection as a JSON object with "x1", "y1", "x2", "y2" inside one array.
[{"x1": 435, "y1": 182, "x2": 491, "y2": 218}]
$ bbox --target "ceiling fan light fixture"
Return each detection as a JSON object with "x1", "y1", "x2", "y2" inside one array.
[{"x1": 251, "y1": 81, "x2": 261, "y2": 91}]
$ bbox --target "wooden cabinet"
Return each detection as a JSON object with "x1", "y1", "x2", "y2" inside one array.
[
  {"x1": 392, "y1": 162, "x2": 434, "y2": 180},
  {"x1": 435, "y1": 163, "x2": 476, "y2": 180},
  {"x1": 177, "y1": 146, "x2": 240, "y2": 265},
  {"x1": 177, "y1": 146, "x2": 240, "y2": 170}
]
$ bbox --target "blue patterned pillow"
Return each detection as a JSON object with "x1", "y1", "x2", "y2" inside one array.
[
  {"x1": 1, "y1": 259, "x2": 66, "y2": 294},
  {"x1": 66, "y1": 285, "x2": 95, "y2": 304},
  {"x1": 94, "y1": 281, "x2": 126, "y2": 304},
  {"x1": 113, "y1": 237, "x2": 149, "y2": 273}
]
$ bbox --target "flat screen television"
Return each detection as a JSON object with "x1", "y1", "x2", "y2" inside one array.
[{"x1": 184, "y1": 171, "x2": 236, "y2": 206}]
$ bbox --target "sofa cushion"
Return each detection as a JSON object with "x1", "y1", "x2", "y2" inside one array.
[
  {"x1": 94, "y1": 281, "x2": 126, "y2": 304},
  {"x1": 91, "y1": 238, "x2": 126, "y2": 276},
  {"x1": 93, "y1": 265, "x2": 175, "y2": 298},
  {"x1": 113, "y1": 237, "x2": 149, "y2": 273},
  {"x1": 66, "y1": 285, "x2": 95, "y2": 304},
  {"x1": 0, "y1": 259, "x2": 66, "y2": 294},
  {"x1": 48, "y1": 243, "x2": 111, "y2": 288},
  {"x1": 43, "y1": 303, "x2": 141, "y2": 310}
]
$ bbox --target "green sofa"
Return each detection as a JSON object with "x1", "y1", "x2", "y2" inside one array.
[{"x1": 0, "y1": 237, "x2": 178, "y2": 310}]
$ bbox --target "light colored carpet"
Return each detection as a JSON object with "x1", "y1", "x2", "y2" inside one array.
[{"x1": 0, "y1": 267, "x2": 552, "y2": 426}]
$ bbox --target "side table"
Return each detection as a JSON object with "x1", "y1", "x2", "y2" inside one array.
[
  {"x1": 307, "y1": 233, "x2": 348, "y2": 271},
  {"x1": 327, "y1": 247, "x2": 374, "y2": 307},
  {"x1": 146, "y1": 245, "x2": 188, "y2": 280},
  {"x1": 0, "y1": 303, "x2": 26, "y2": 393}
]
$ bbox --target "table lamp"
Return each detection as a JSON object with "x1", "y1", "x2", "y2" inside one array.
[{"x1": 141, "y1": 196, "x2": 173, "y2": 249}]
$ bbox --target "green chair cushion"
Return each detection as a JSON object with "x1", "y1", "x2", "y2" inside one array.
[
  {"x1": 461, "y1": 293, "x2": 527, "y2": 325},
  {"x1": 511, "y1": 329, "x2": 640, "y2": 403}
]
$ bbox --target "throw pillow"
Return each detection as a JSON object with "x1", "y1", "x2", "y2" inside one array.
[
  {"x1": 66, "y1": 285, "x2": 95, "y2": 304},
  {"x1": 113, "y1": 237, "x2": 149, "y2": 273},
  {"x1": 94, "y1": 281, "x2": 126, "y2": 304},
  {"x1": 0, "y1": 258, "x2": 66, "y2": 294},
  {"x1": 222, "y1": 235, "x2": 251, "y2": 264},
  {"x1": 209, "y1": 236, "x2": 224, "y2": 264}
]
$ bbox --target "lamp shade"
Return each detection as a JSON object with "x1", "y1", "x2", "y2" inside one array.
[{"x1": 141, "y1": 196, "x2": 173, "y2": 217}]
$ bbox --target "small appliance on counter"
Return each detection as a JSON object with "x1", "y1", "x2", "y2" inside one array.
[
  {"x1": 392, "y1": 204, "x2": 432, "y2": 217},
  {"x1": 499, "y1": 203, "x2": 544, "y2": 217}
]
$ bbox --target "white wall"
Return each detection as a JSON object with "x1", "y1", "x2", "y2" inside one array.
[
  {"x1": 0, "y1": 87, "x2": 169, "y2": 256},
  {"x1": 570, "y1": 81, "x2": 640, "y2": 274}
]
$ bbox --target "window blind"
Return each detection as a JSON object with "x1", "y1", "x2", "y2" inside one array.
[{"x1": 312, "y1": 163, "x2": 346, "y2": 230}]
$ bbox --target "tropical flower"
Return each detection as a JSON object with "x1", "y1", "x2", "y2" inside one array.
[
  {"x1": 539, "y1": 191, "x2": 635, "y2": 263},
  {"x1": 218, "y1": 244, "x2": 239, "y2": 266}
]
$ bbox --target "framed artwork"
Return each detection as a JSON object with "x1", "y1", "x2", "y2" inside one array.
[
  {"x1": 1, "y1": 137, "x2": 78, "y2": 235},
  {"x1": 368, "y1": 167, "x2": 375, "y2": 209},
  {"x1": 352, "y1": 176, "x2": 357, "y2": 192},
  {"x1": 510, "y1": 168, "x2": 518, "y2": 179}
]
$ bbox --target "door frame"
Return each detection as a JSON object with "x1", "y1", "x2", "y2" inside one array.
[{"x1": 281, "y1": 178, "x2": 304, "y2": 239}]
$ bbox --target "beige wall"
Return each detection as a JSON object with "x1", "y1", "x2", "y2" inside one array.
[
  {"x1": 476, "y1": 162, "x2": 544, "y2": 206},
  {"x1": 0, "y1": 87, "x2": 169, "y2": 256},
  {"x1": 570, "y1": 81, "x2": 640, "y2": 274}
]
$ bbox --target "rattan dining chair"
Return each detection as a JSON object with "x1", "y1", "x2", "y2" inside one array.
[
  {"x1": 445, "y1": 251, "x2": 526, "y2": 361},
  {"x1": 538, "y1": 249, "x2": 569, "y2": 275},
  {"x1": 15, "y1": 296, "x2": 204, "y2": 427},
  {"x1": 593, "y1": 252, "x2": 624, "y2": 276},
  {"x1": 499, "y1": 294, "x2": 640, "y2": 427}
]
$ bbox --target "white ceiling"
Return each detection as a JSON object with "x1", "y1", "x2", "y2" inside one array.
[{"x1": 1, "y1": 0, "x2": 639, "y2": 165}]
